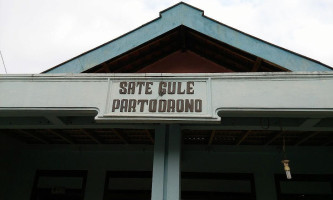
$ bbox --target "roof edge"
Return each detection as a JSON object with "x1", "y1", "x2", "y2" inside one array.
[
  {"x1": 200, "y1": 14, "x2": 332, "y2": 71},
  {"x1": 43, "y1": 2, "x2": 200, "y2": 74}
]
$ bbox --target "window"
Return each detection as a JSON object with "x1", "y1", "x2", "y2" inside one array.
[
  {"x1": 275, "y1": 174, "x2": 333, "y2": 200},
  {"x1": 30, "y1": 170, "x2": 87, "y2": 200},
  {"x1": 182, "y1": 172, "x2": 256, "y2": 200},
  {"x1": 103, "y1": 171, "x2": 152, "y2": 200}
]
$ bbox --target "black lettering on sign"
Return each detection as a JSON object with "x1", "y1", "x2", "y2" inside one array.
[
  {"x1": 120, "y1": 99, "x2": 128, "y2": 112},
  {"x1": 167, "y1": 99, "x2": 175, "y2": 112},
  {"x1": 195, "y1": 99, "x2": 202, "y2": 112},
  {"x1": 159, "y1": 82, "x2": 167, "y2": 96},
  {"x1": 112, "y1": 81, "x2": 203, "y2": 114},
  {"x1": 185, "y1": 99, "x2": 194, "y2": 112},
  {"x1": 146, "y1": 82, "x2": 153, "y2": 94},
  {"x1": 187, "y1": 82, "x2": 194, "y2": 94},
  {"x1": 177, "y1": 82, "x2": 185, "y2": 94},
  {"x1": 112, "y1": 99, "x2": 120, "y2": 112},
  {"x1": 136, "y1": 82, "x2": 145, "y2": 94},
  {"x1": 176, "y1": 99, "x2": 184, "y2": 112},
  {"x1": 137, "y1": 99, "x2": 148, "y2": 112},
  {"x1": 158, "y1": 99, "x2": 167, "y2": 112},
  {"x1": 149, "y1": 99, "x2": 157, "y2": 112},
  {"x1": 128, "y1": 82, "x2": 135, "y2": 94},
  {"x1": 168, "y1": 82, "x2": 176, "y2": 94},
  {"x1": 119, "y1": 82, "x2": 127, "y2": 94},
  {"x1": 128, "y1": 99, "x2": 136, "y2": 112}
]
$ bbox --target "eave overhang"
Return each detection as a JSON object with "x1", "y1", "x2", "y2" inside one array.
[
  {"x1": 2, "y1": 72, "x2": 333, "y2": 124},
  {"x1": 2, "y1": 72, "x2": 333, "y2": 145}
]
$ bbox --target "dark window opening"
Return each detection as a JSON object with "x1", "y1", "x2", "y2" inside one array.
[
  {"x1": 275, "y1": 174, "x2": 333, "y2": 200},
  {"x1": 103, "y1": 171, "x2": 152, "y2": 200},
  {"x1": 182, "y1": 172, "x2": 256, "y2": 200},
  {"x1": 30, "y1": 170, "x2": 87, "y2": 200}
]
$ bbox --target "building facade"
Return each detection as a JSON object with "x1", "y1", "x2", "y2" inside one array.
[{"x1": 1, "y1": 3, "x2": 333, "y2": 200}]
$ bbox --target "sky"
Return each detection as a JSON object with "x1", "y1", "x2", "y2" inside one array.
[{"x1": 0, "y1": 0, "x2": 333, "y2": 74}]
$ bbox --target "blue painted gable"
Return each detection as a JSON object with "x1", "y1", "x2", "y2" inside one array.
[{"x1": 44, "y1": 2, "x2": 332, "y2": 73}]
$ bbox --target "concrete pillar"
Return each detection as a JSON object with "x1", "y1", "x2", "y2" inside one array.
[
  {"x1": 84, "y1": 169, "x2": 105, "y2": 200},
  {"x1": 255, "y1": 170, "x2": 277, "y2": 200},
  {"x1": 151, "y1": 124, "x2": 181, "y2": 200},
  {"x1": 166, "y1": 124, "x2": 181, "y2": 200},
  {"x1": 151, "y1": 125, "x2": 167, "y2": 200}
]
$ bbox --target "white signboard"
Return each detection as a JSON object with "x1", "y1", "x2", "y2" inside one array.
[{"x1": 100, "y1": 78, "x2": 217, "y2": 122}]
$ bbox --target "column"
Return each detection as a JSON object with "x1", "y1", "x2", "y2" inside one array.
[
  {"x1": 151, "y1": 125, "x2": 167, "y2": 200},
  {"x1": 255, "y1": 170, "x2": 277, "y2": 200},
  {"x1": 151, "y1": 124, "x2": 181, "y2": 200},
  {"x1": 84, "y1": 169, "x2": 105, "y2": 200}
]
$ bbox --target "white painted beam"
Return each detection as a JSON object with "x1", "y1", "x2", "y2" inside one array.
[{"x1": 1, "y1": 72, "x2": 333, "y2": 124}]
